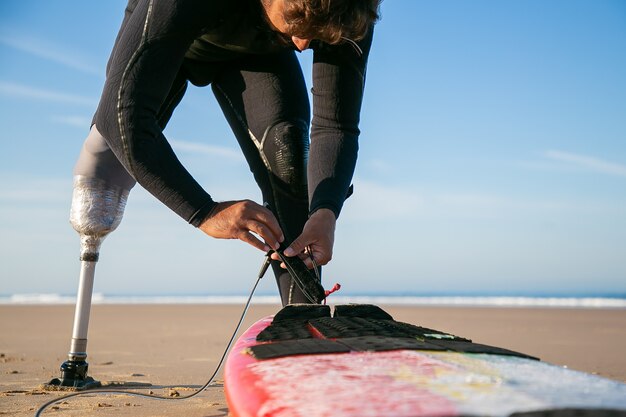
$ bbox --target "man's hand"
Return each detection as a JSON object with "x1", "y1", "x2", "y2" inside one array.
[
  {"x1": 272, "y1": 208, "x2": 337, "y2": 269},
  {"x1": 199, "y1": 200, "x2": 284, "y2": 252}
]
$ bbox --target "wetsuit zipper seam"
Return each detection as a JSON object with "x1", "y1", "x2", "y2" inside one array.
[{"x1": 117, "y1": 0, "x2": 154, "y2": 177}]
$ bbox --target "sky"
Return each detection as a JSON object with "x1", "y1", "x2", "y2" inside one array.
[{"x1": 0, "y1": 1, "x2": 625, "y2": 297}]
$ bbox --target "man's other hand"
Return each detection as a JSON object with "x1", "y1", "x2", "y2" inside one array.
[
  {"x1": 199, "y1": 200, "x2": 284, "y2": 252},
  {"x1": 272, "y1": 208, "x2": 336, "y2": 269}
]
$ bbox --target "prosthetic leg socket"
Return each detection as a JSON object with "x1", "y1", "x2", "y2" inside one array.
[{"x1": 47, "y1": 176, "x2": 129, "y2": 390}]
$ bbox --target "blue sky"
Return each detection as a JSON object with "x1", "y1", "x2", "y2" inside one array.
[{"x1": 1, "y1": 1, "x2": 625, "y2": 297}]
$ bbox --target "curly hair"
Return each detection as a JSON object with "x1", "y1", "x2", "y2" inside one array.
[{"x1": 281, "y1": 0, "x2": 382, "y2": 44}]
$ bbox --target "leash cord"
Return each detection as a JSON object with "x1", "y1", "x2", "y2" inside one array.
[{"x1": 34, "y1": 255, "x2": 269, "y2": 417}]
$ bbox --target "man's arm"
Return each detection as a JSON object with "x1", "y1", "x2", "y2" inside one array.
[
  {"x1": 94, "y1": 0, "x2": 283, "y2": 250},
  {"x1": 307, "y1": 28, "x2": 374, "y2": 218},
  {"x1": 95, "y1": 0, "x2": 218, "y2": 225},
  {"x1": 279, "y1": 29, "x2": 375, "y2": 267}
]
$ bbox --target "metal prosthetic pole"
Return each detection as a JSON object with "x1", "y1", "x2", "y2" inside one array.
[{"x1": 48, "y1": 175, "x2": 129, "y2": 389}]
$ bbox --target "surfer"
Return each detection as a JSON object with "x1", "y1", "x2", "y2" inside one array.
[{"x1": 72, "y1": 0, "x2": 381, "y2": 306}]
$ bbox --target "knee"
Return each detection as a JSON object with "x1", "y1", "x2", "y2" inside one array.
[{"x1": 261, "y1": 119, "x2": 309, "y2": 197}]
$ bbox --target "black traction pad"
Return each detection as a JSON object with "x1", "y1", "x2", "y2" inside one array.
[
  {"x1": 428, "y1": 340, "x2": 539, "y2": 360},
  {"x1": 337, "y1": 336, "x2": 447, "y2": 353},
  {"x1": 256, "y1": 304, "x2": 330, "y2": 341},
  {"x1": 333, "y1": 304, "x2": 394, "y2": 319},
  {"x1": 249, "y1": 339, "x2": 351, "y2": 360},
  {"x1": 250, "y1": 304, "x2": 537, "y2": 361},
  {"x1": 309, "y1": 317, "x2": 470, "y2": 341}
]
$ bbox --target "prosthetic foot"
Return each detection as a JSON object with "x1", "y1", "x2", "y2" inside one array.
[{"x1": 46, "y1": 176, "x2": 129, "y2": 389}]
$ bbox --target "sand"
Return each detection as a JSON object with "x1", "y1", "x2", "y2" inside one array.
[{"x1": 1, "y1": 304, "x2": 625, "y2": 416}]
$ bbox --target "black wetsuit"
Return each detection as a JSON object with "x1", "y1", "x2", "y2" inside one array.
[{"x1": 91, "y1": 0, "x2": 373, "y2": 304}]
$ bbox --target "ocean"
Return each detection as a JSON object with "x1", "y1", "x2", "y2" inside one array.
[{"x1": 2, "y1": 293, "x2": 625, "y2": 308}]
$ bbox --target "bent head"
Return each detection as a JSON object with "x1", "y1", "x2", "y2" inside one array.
[{"x1": 262, "y1": 0, "x2": 382, "y2": 51}]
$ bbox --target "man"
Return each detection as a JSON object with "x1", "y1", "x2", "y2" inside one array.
[{"x1": 73, "y1": 0, "x2": 381, "y2": 305}]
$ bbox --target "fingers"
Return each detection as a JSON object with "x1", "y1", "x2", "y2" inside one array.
[
  {"x1": 281, "y1": 208, "x2": 336, "y2": 266},
  {"x1": 237, "y1": 201, "x2": 283, "y2": 250},
  {"x1": 249, "y1": 206, "x2": 283, "y2": 249},
  {"x1": 283, "y1": 239, "x2": 331, "y2": 266},
  {"x1": 283, "y1": 236, "x2": 305, "y2": 257},
  {"x1": 200, "y1": 201, "x2": 336, "y2": 264},
  {"x1": 238, "y1": 230, "x2": 272, "y2": 252},
  {"x1": 245, "y1": 218, "x2": 282, "y2": 251},
  {"x1": 270, "y1": 251, "x2": 310, "y2": 269},
  {"x1": 274, "y1": 245, "x2": 329, "y2": 268},
  {"x1": 199, "y1": 200, "x2": 284, "y2": 251},
  {"x1": 304, "y1": 245, "x2": 331, "y2": 267}
]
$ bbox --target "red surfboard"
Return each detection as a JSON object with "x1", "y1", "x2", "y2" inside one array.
[{"x1": 224, "y1": 304, "x2": 626, "y2": 417}]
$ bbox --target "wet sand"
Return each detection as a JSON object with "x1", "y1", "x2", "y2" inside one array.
[{"x1": 1, "y1": 304, "x2": 625, "y2": 416}]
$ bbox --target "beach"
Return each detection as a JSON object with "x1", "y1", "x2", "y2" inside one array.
[{"x1": 1, "y1": 304, "x2": 625, "y2": 416}]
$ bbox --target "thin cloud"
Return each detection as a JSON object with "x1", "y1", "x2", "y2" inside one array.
[
  {"x1": 544, "y1": 150, "x2": 626, "y2": 177},
  {"x1": 50, "y1": 115, "x2": 92, "y2": 129},
  {"x1": 170, "y1": 139, "x2": 244, "y2": 161},
  {"x1": 0, "y1": 81, "x2": 95, "y2": 106},
  {"x1": 365, "y1": 158, "x2": 393, "y2": 174},
  {"x1": 430, "y1": 192, "x2": 569, "y2": 216},
  {"x1": 342, "y1": 179, "x2": 425, "y2": 221},
  {"x1": 0, "y1": 175, "x2": 71, "y2": 204},
  {"x1": 342, "y1": 181, "x2": 618, "y2": 223},
  {"x1": 0, "y1": 34, "x2": 102, "y2": 77}
]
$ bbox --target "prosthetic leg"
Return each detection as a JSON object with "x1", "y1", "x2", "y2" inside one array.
[{"x1": 48, "y1": 127, "x2": 134, "y2": 389}]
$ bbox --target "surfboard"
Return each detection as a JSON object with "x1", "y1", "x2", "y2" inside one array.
[{"x1": 224, "y1": 304, "x2": 626, "y2": 417}]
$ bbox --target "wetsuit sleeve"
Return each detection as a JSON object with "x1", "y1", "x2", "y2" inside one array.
[
  {"x1": 93, "y1": 0, "x2": 218, "y2": 226},
  {"x1": 308, "y1": 28, "x2": 374, "y2": 218}
]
